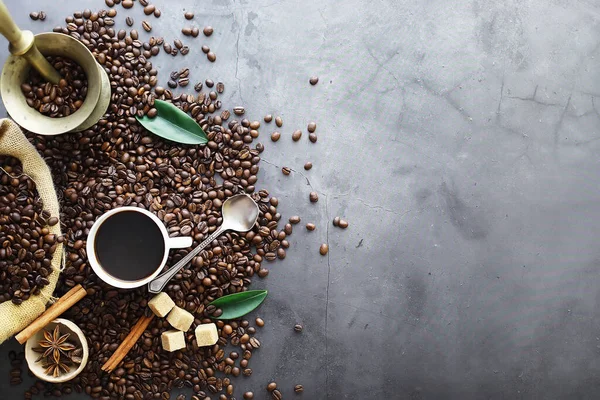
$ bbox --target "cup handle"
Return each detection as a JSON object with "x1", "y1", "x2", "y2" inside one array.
[{"x1": 166, "y1": 236, "x2": 193, "y2": 249}]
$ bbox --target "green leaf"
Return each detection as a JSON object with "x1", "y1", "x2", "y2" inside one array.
[
  {"x1": 135, "y1": 99, "x2": 208, "y2": 145},
  {"x1": 208, "y1": 290, "x2": 268, "y2": 320}
]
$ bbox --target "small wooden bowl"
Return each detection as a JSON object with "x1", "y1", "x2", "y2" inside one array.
[{"x1": 24, "y1": 318, "x2": 89, "y2": 383}]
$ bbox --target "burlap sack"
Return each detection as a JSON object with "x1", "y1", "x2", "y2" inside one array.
[{"x1": 0, "y1": 119, "x2": 63, "y2": 345}]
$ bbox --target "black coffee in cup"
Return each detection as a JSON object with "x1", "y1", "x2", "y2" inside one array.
[{"x1": 94, "y1": 211, "x2": 165, "y2": 281}]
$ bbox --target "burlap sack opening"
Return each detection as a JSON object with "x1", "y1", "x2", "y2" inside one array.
[{"x1": 0, "y1": 119, "x2": 63, "y2": 345}]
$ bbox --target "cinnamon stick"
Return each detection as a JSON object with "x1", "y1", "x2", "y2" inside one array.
[
  {"x1": 16, "y1": 284, "x2": 87, "y2": 344},
  {"x1": 101, "y1": 314, "x2": 154, "y2": 373}
]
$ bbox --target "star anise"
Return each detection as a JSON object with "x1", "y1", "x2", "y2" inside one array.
[{"x1": 33, "y1": 325, "x2": 79, "y2": 377}]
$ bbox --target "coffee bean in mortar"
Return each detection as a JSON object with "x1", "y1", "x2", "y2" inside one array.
[
  {"x1": 310, "y1": 76, "x2": 319, "y2": 85},
  {"x1": 307, "y1": 122, "x2": 317, "y2": 132},
  {"x1": 275, "y1": 116, "x2": 283, "y2": 127},
  {"x1": 320, "y1": 243, "x2": 329, "y2": 255},
  {"x1": 309, "y1": 192, "x2": 318, "y2": 202},
  {"x1": 271, "y1": 131, "x2": 281, "y2": 142},
  {"x1": 292, "y1": 129, "x2": 302, "y2": 141},
  {"x1": 203, "y1": 26, "x2": 214, "y2": 36},
  {"x1": 21, "y1": 56, "x2": 88, "y2": 118},
  {"x1": 306, "y1": 223, "x2": 315, "y2": 231},
  {"x1": 304, "y1": 161, "x2": 312, "y2": 170},
  {"x1": 282, "y1": 167, "x2": 291, "y2": 175},
  {"x1": 185, "y1": 11, "x2": 194, "y2": 19}
]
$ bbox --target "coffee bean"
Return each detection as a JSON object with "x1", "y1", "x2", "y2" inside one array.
[
  {"x1": 309, "y1": 133, "x2": 317, "y2": 143},
  {"x1": 243, "y1": 392, "x2": 254, "y2": 399},
  {"x1": 126, "y1": 16, "x2": 133, "y2": 26},
  {"x1": 295, "y1": 384, "x2": 304, "y2": 393},
  {"x1": 202, "y1": 45, "x2": 210, "y2": 53},
  {"x1": 194, "y1": 82, "x2": 203, "y2": 92},
  {"x1": 139, "y1": 0, "x2": 149, "y2": 5},
  {"x1": 178, "y1": 78, "x2": 190, "y2": 87},
  {"x1": 184, "y1": 11, "x2": 194, "y2": 19},
  {"x1": 271, "y1": 132, "x2": 280, "y2": 142},
  {"x1": 39, "y1": 11, "x2": 46, "y2": 21},
  {"x1": 182, "y1": 27, "x2": 192, "y2": 36},
  {"x1": 264, "y1": 114, "x2": 273, "y2": 122},
  {"x1": 163, "y1": 42, "x2": 172, "y2": 53},
  {"x1": 154, "y1": 8, "x2": 161, "y2": 17},
  {"x1": 142, "y1": 20, "x2": 152, "y2": 32},
  {"x1": 306, "y1": 223, "x2": 315, "y2": 231},
  {"x1": 205, "y1": 79, "x2": 214, "y2": 88},
  {"x1": 307, "y1": 122, "x2": 317, "y2": 132},
  {"x1": 338, "y1": 219, "x2": 349, "y2": 229},
  {"x1": 203, "y1": 26, "x2": 214, "y2": 36},
  {"x1": 292, "y1": 129, "x2": 302, "y2": 141},
  {"x1": 255, "y1": 317, "x2": 264, "y2": 327},
  {"x1": 168, "y1": 80, "x2": 177, "y2": 88},
  {"x1": 105, "y1": 0, "x2": 115, "y2": 6},
  {"x1": 304, "y1": 161, "x2": 312, "y2": 170},
  {"x1": 216, "y1": 82, "x2": 225, "y2": 93},
  {"x1": 130, "y1": 29, "x2": 139, "y2": 39},
  {"x1": 207, "y1": 51, "x2": 216, "y2": 62},
  {"x1": 289, "y1": 216, "x2": 300, "y2": 224},
  {"x1": 309, "y1": 192, "x2": 318, "y2": 202},
  {"x1": 333, "y1": 216, "x2": 340, "y2": 226},
  {"x1": 174, "y1": 39, "x2": 183, "y2": 49},
  {"x1": 267, "y1": 382, "x2": 277, "y2": 392},
  {"x1": 275, "y1": 116, "x2": 283, "y2": 127},
  {"x1": 122, "y1": 0, "x2": 134, "y2": 8},
  {"x1": 282, "y1": 167, "x2": 291, "y2": 175},
  {"x1": 319, "y1": 243, "x2": 329, "y2": 255},
  {"x1": 309, "y1": 76, "x2": 319, "y2": 85},
  {"x1": 144, "y1": 5, "x2": 155, "y2": 15},
  {"x1": 272, "y1": 389, "x2": 283, "y2": 400},
  {"x1": 29, "y1": 12, "x2": 39, "y2": 20},
  {"x1": 233, "y1": 106, "x2": 245, "y2": 115}
]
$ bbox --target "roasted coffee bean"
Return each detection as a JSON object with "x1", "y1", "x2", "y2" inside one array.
[
  {"x1": 309, "y1": 192, "x2": 318, "y2": 202},
  {"x1": 207, "y1": 51, "x2": 216, "y2": 62},
  {"x1": 233, "y1": 106, "x2": 245, "y2": 115},
  {"x1": 142, "y1": 20, "x2": 152, "y2": 32},
  {"x1": 216, "y1": 82, "x2": 224, "y2": 93},
  {"x1": 202, "y1": 45, "x2": 210, "y2": 54},
  {"x1": 264, "y1": 114, "x2": 273, "y2": 122},
  {"x1": 205, "y1": 79, "x2": 214, "y2": 88},
  {"x1": 105, "y1": 0, "x2": 115, "y2": 6},
  {"x1": 271, "y1": 131, "x2": 280, "y2": 142},
  {"x1": 307, "y1": 122, "x2": 317, "y2": 132},
  {"x1": 275, "y1": 116, "x2": 283, "y2": 127},
  {"x1": 282, "y1": 167, "x2": 291, "y2": 175},
  {"x1": 267, "y1": 382, "x2": 277, "y2": 392},
  {"x1": 122, "y1": 0, "x2": 134, "y2": 8},
  {"x1": 243, "y1": 392, "x2": 254, "y2": 399},
  {"x1": 272, "y1": 390, "x2": 283, "y2": 400},
  {"x1": 182, "y1": 27, "x2": 192, "y2": 36},
  {"x1": 168, "y1": 80, "x2": 177, "y2": 88},
  {"x1": 174, "y1": 39, "x2": 183, "y2": 49},
  {"x1": 185, "y1": 11, "x2": 194, "y2": 19},
  {"x1": 304, "y1": 161, "x2": 312, "y2": 170},
  {"x1": 126, "y1": 16, "x2": 134, "y2": 26},
  {"x1": 289, "y1": 216, "x2": 300, "y2": 224},
  {"x1": 194, "y1": 82, "x2": 203, "y2": 92},
  {"x1": 338, "y1": 219, "x2": 349, "y2": 229},
  {"x1": 29, "y1": 12, "x2": 39, "y2": 20},
  {"x1": 320, "y1": 243, "x2": 329, "y2": 255},
  {"x1": 292, "y1": 129, "x2": 302, "y2": 141},
  {"x1": 178, "y1": 78, "x2": 190, "y2": 87},
  {"x1": 154, "y1": 8, "x2": 161, "y2": 17},
  {"x1": 255, "y1": 318, "x2": 264, "y2": 327},
  {"x1": 130, "y1": 29, "x2": 139, "y2": 39},
  {"x1": 203, "y1": 26, "x2": 214, "y2": 36},
  {"x1": 309, "y1": 133, "x2": 317, "y2": 143},
  {"x1": 333, "y1": 216, "x2": 340, "y2": 226},
  {"x1": 39, "y1": 11, "x2": 46, "y2": 21},
  {"x1": 306, "y1": 223, "x2": 315, "y2": 231},
  {"x1": 309, "y1": 76, "x2": 319, "y2": 85},
  {"x1": 294, "y1": 324, "x2": 303, "y2": 332},
  {"x1": 191, "y1": 27, "x2": 199, "y2": 37},
  {"x1": 144, "y1": 5, "x2": 155, "y2": 15},
  {"x1": 294, "y1": 384, "x2": 304, "y2": 393},
  {"x1": 163, "y1": 42, "x2": 172, "y2": 53}
]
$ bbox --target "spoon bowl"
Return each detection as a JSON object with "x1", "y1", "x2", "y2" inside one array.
[{"x1": 222, "y1": 194, "x2": 259, "y2": 232}]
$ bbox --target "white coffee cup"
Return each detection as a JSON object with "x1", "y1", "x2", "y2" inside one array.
[{"x1": 87, "y1": 206, "x2": 192, "y2": 289}]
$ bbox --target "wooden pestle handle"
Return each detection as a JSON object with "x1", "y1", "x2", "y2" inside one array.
[{"x1": 0, "y1": 0, "x2": 31, "y2": 55}]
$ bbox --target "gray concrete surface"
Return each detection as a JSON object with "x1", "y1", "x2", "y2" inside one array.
[{"x1": 2, "y1": 0, "x2": 600, "y2": 398}]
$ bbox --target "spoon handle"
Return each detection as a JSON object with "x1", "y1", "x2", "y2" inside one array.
[{"x1": 148, "y1": 227, "x2": 226, "y2": 294}]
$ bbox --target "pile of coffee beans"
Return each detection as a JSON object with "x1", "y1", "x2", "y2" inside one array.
[
  {"x1": 0, "y1": 156, "x2": 60, "y2": 305},
  {"x1": 17, "y1": 4, "x2": 289, "y2": 399},
  {"x1": 21, "y1": 56, "x2": 88, "y2": 118}
]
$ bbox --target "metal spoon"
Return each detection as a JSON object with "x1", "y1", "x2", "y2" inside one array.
[{"x1": 148, "y1": 194, "x2": 260, "y2": 293}]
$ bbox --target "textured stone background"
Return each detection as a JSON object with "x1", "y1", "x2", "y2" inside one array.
[{"x1": 2, "y1": 0, "x2": 600, "y2": 398}]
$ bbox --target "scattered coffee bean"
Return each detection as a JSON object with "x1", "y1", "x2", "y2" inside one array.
[
  {"x1": 105, "y1": 0, "x2": 115, "y2": 6},
  {"x1": 29, "y1": 12, "x2": 39, "y2": 20},
  {"x1": 292, "y1": 129, "x2": 302, "y2": 141},
  {"x1": 309, "y1": 133, "x2": 318, "y2": 143},
  {"x1": 289, "y1": 216, "x2": 301, "y2": 224},
  {"x1": 202, "y1": 44, "x2": 210, "y2": 53},
  {"x1": 256, "y1": 318, "x2": 264, "y2": 327},
  {"x1": 144, "y1": 5, "x2": 155, "y2": 15},
  {"x1": 307, "y1": 122, "x2": 317, "y2": 132},
  {"x1": 140, "y1": 0, "x2": 148, "y2": 5},
  {"x1": 181, "y1": 46, "x2": 190, "y2": 55},
  {"x1": 271, "y1": 131, "x2": 281, "y2": 142},
  {"x1": 282, "y1": 167, "x2": 291, "y2": 176},
  {"x1": 126, "y1": 16, "x2": 133, "y2": 26},
  {"x1": 338, "y1": 219, "x2": 349, "y2": 229},
  {"x1": 333, "y1": 216, "x2": 340, "y2": 226},
  {"x1": 122, "y1": 0, "x2": 134, "y2": 8},
  {"x1": 130, "y1": 29, "x2": 139, "y2": 40},
  {"x1": 163, "y1": 42, "x2": 172, "y2": 53},
  {"x1": 309, "y1": 76, "x2": 319, "y2": 85},
  {"x1": 194, "y1": 82, "x2": 203, "y2": 92},
  {"x1": 154, "y1": 9, "x2": 161, "y2": 17},
  {"x1": 267, "y1": 382, "x2": 277, "y2": 392},
  {"x1": 264, "y1": 114, "x2": 273, "y2": 123},
  {"x1": 306, "y1": 223, "x2": 315, "y2": 231},
  {"x1": 184, "y1": 11, "x2": 194, "y2": 19},
  {"x1": 304, "y1": 162, "x2": 312, "y2": 170},
  {"x1": 295, "y1": 384, "x2": 304, "y2": 393},
  {"x1": 216, "y1": 82, "x2": 225, "y2": 93},
  {"x1": 275, "y1": 116, "x2": 283, "y2": 127},
  {"x1": 233, "y1": 106, "x2": 245, "y2": 115},
  {"x1": 244, "y1": 392, "x2": 254, "y2": 399},
  {"x1": 168, "y1": 80, "x2": 177, "y2": 88},
  {"x1": 207, "y1": 51, "x2": 216, "y2": 62},
  {"x1": 178, "y1": 77, "x2": 190, "y2": 87},
  {"x1": 142, "y1": 20, "x2": 152, "y2": 32},
  {"x1": 191, "y1": 27, "x2": 199, "y2": 37},
  {"x1": 174, "y1": 39, "x2": 183, "y2": 49},
  {"x1": 39, "y1": 11, "x2": 46, "y2": 21},
  {"x1": 205, "y1": 79, "x2": 214, "y2": 88},
  {"x1": 203, "y1": 26, "x2": 214, "y2": 36},
  {"x1": 320, "y1": 243, "x2": 329, "y2": 255},
  {"x1": 182, "y1": 27, "x2": 192, "y2": 36},
  {"x1": 272, "y1": 389, "x2": 283, "y2": 400},
  {"x1": 309, "y1": 192, "x2": 318, "y2": 202}
]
